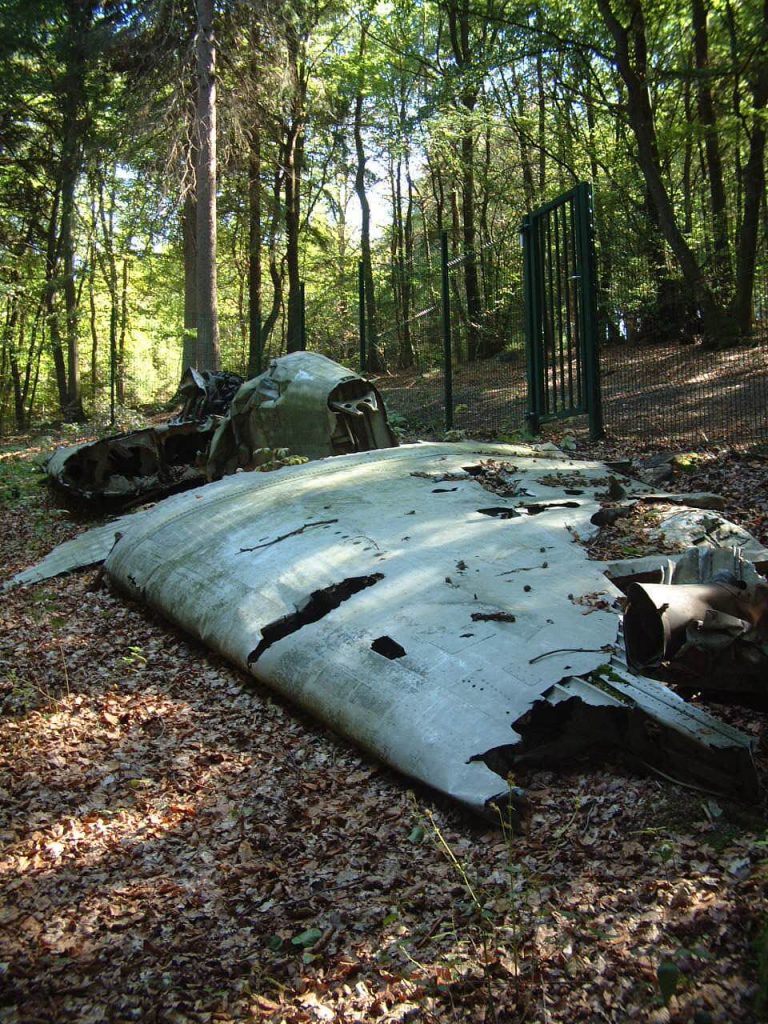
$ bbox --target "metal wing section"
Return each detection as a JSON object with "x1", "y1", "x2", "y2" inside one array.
[{"x1": 101, "y1": 442, "x2": 758, "y2": 815}]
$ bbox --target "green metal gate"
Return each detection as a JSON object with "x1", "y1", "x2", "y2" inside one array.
[{"x1": 522, "y1": 182, "x2": 603, "y2": 439}]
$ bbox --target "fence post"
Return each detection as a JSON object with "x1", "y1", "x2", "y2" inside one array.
[
  {"x1": 521, "y1": 215, "x2": 541, "y2": 435},
  {"x1": 574, "y1": 182, "x2": 604, "y2": 440},
  {"x1": 440, "y1": 230, "x2": 453, "y2": 431},
  {"x1": 358, "y1": 261, "x2": 366, "y2": 372}
]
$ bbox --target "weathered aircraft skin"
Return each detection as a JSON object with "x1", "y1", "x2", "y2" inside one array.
[
  {"x1": 45, "y1": 368, "x2": 244, "y2": 507},
  {"x1": 46, "y1": 419, "x2": 217, "y2": 507},
  {"x1": 46, "y1": 354, "x2": 396, "y2": 507},
  {"x1": 64, "y1": 441, "x2": 757, "y2": 815},
  {"x1": 206, "y1": 351, "x2": 398, "y2": 478}
]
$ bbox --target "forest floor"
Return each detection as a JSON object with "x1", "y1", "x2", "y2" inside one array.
[
  {"x1": 1, "y1": 427, "x2": 768, "y2": 1023},
  {"x1": 374, "y1": 338, "x2": 768, "y2": 445}
]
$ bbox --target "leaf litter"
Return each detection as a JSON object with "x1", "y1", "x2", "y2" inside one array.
[{"x1": 1, "y1": 431, "x2": 768, "y2": 1023}]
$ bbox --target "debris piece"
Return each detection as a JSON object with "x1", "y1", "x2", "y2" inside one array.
[
  {"x1": 207, "y1": 352, "x2": 397, "y2": 478},
  {"x1": 623, "y1": 546, "x2": 768, "y2": 692},
  {"x1": 46, "y1": 418, "x2": 217, "y2": 507},
  {"x1": 13, "y1": 442, "x2": 761, "y2": 813}
]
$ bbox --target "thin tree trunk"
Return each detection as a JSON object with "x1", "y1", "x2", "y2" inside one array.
[
  {"x1": 400, "y1": 158, "x2": 415, "y2": 369},
  {"x1": 732, "y1": 0, "x2": 768, "y2": 334},
  {"x1": 183, "y1": 187, "x2": 198, "y2": 369},
  {"x1": 195, "y1": 0, "x2": 220, "y2": 370},
  {"x1": 43, "y1": 185, "x2": 68, "y2": 412},
  {"x1": 247, "y1": 126, "x2": 263, "y2": 376},
  {"x1": 284, "y1": 16, "x2": 307, "y2": 354},
  {"x1": 262, "y1": 165, "x2": 284, "y2": 352},
  {"x1": 353, "y1": 27, "x2": 384, "y2": 373},
  {"x1": 692, "y1": 0, "x2": 731, "y2": 297},
  {"x1": 447, "y1": 0, "x2": 481, "y2": 359},
  {"x1": 58, "y1": 0, "x2": 92, "y2": 422},
  {"x1": 117, "y1": 258, "x2": 128, "y2": 404},
  {"x1": 88, "y1": 260, "x2": 98, "y2": 404}
]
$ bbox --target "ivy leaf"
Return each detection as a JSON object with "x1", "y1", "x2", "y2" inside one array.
[{"x1": 291, "y1": 927, "x2": 322, "y2": 948}]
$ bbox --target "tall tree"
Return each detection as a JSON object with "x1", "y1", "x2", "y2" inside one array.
[
  {"x1": 194, "y1": 0, "x2": 220, "y2": 369},
  {"x1": 353, "y1": 18, "x2": 383, "y2": 372},
  {"x1": 595, "y1": 0, "x2": 767, "y2": 344}
]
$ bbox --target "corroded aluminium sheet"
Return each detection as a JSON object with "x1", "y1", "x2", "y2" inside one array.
[{"x1": 92, "y1": 442, "x2": 758, "y2": 813}]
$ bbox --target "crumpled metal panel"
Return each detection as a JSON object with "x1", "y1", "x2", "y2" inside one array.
[
  {"x1": 170, "y1": 367, "x2": 244, "y2": 423},
  {"x1": 93, "y1": 442, "x2": 757, "y2": 814},
  {"x1": 6, "y1": 515, "x2": 139, "y2": 589},
  {"x1": 46, "y1": 419, "x2": 216, "y2": 506},
  {"x1": 206, "y1": 352, "x2": 397, "y2": 478},
  {"x1": 624, "y1": 546, "x2": 768, "y2": 692},
  {"x1": 46, "y1": 367, "x2": 243, "y2": 507}
]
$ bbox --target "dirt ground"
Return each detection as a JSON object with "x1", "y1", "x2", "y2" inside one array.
[{"x1": 1, "y1": 430, "x2": 768, "y2": 1023}]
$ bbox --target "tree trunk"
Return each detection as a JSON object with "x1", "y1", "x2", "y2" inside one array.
[
  {"x1": 43, "y1": 185, "x2": 68, "y2": 413},
  {"x1": 284, "y1": 17, "x2": 307, "y2": 354},
  {"x1": 400, "y1": 160, "x2": 415, "y2": 369},
  {"x1": 247, "y1": 127, "x2": 263, "y2": 376},
  {"x1": 59, "y1": 0, "x2": 88, "y2": 422},
  {"x1": 284, "y1": 127, "x2": 302, "y2": 353},
  {"x1": 195, "y1": 0, "x2": 220, "y2": 370},
  {"x1": 447, "y1": 0, "x2": 481, "y2": 359},
  {"x1": 88, "y1": 259, "x2": 98, "y2": 404},
  {"x1": 262, "y1": 165, "x2": 284, "y2": 352},
  {"x1": 731, "y1": 0, "x2": 768, "y2": 335},
  {"x1": 596, "y1": 0, "x2": 737, "y2": 347},
  {"x1": 117, "y1": 258, "x2": 128, "y2": 404},
  {"x1": 353, "y1": 39, "x2": 384, "y2": 373},
  {"x1": 182, "y1": 189, "x2": 198, "y2": 370},
  {"x1": 692, "y1": 0, "x2": 732, "y2": 298},
  {"x1": 6, "y1": 293, "x2": 24, "y2": 430}
]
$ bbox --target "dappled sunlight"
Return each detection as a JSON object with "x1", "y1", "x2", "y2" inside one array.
[{"x1": 2, "y1": 437, "x2": 768, "y2": 1022}]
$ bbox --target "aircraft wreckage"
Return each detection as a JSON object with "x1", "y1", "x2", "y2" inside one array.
[
  {"x1": 14, "y1": 441, "x2": 768, "y2": 817},
  {"x1": 46, "y1": 353, "x2": 397, "y2": 506}
]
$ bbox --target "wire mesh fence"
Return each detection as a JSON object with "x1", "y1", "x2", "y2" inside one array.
[
  {"x1": 4, "y1": 196, "x2": 766, "y2": 447},
  {"x1": 361, "y1": 218, "x2": 768, "y2": 445}
]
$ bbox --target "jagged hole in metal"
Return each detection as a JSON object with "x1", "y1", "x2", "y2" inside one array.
[
  {"x1": 477, "y1": 507, "x2": 522, "y2": 519},
  {"x1": 247, "y1": 573, "x2": 385, "y2": 664},
  {"x1": 371, "y1": 635, "x2": 407, "y2": 660}
]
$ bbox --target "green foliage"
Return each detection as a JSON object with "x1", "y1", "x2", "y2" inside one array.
[
  {"x1": 0, "y1": 453, "x2": 44, "y2": 510},
  {"x1": 657, "y1": 958, "x2": 681, "y2": 1007},
  {"x1": 1, "y1": 0, "x2": 765, "y2": 432}
]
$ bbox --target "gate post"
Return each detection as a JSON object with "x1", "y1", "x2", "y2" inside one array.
[{"x1": 574, "y1": 182, "x2": 604, "y2": 440}]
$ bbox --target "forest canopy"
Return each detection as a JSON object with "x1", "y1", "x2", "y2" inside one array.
[{"x1": 0, "y1": 0, "x2": 765, "y2": 430}]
